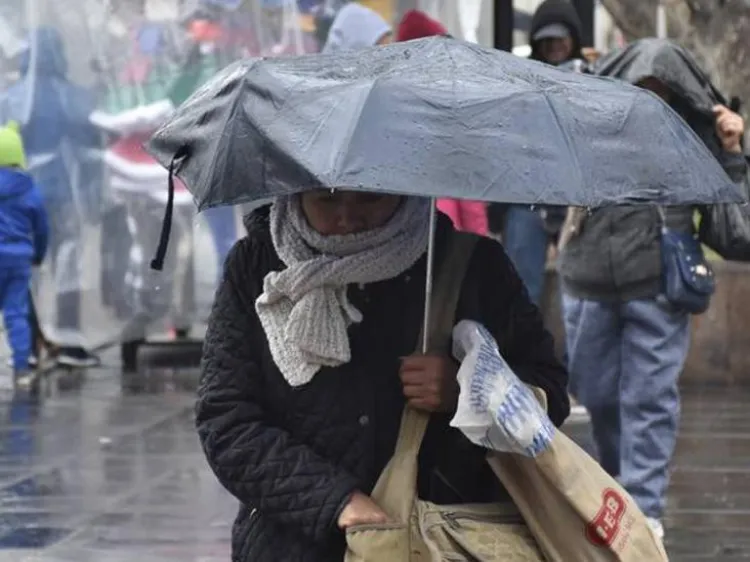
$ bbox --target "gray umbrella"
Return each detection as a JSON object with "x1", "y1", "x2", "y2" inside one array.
[
  {"x1": 146, "y1": 36, "x2": 746, "y2": 351},
  {"x1": 148, "y1": 36, "x2": 743, "y2": 211}
]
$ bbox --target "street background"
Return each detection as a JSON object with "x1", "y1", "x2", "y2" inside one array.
[{"x1": 0, "y1": 0, "x2": 748, "y2": 560}]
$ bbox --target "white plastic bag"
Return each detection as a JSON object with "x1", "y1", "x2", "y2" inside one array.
[{"x1": 450, "y1": 320, "x2": 554, "y2": 458}]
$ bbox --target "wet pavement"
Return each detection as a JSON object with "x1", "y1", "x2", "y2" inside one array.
[
  {"x1": 567, "y1": 388, "x2": 750, "y2": 561},
  {"x1": 0, "y1": 356, "x2": 747, "y2": 561},
  {"x1": 0, "y1": 362, "x2": 234, "y2": 562}
]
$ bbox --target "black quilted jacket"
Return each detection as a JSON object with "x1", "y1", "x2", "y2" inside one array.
[{"x1": 196, "y1": 207, "x2": 569, "y2": 561}]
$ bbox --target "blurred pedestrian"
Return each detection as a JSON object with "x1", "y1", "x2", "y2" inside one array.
[
  {"x1": 0, "y1": 27, "x2": 102, "y2": 368},
  {"x1": 395, "y1": 10, "x2": 489, "y2": 237},
  {"x1": 489, "y1": 0, "x2": 584, "y2": 305},
  {"x1": 396, "y1": 9, "x2": 448, "y2": 41},
  {"x1": 321, "y1": 2, "x2": 392, "y2": 53},
  {"x1": 0, "y1": 121, "x2": 48, "y2": 389},
  {"x1": 529, "y1": 0, "x2": 582, "y2": 65},
  {"x1": 559, "y1": 40, "x2": 748, "y2": 540}
]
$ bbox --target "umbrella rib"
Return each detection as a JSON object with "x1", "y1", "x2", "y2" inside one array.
[
  {"x1": 201, "y1": 91, "x2": 245, "y2": 208},
  {"x1": 537, "y1": 92, "x2": 587, "y2": 206},
  {"x1": 336, "y1": 79, "x2": 381, "y2": 188}
]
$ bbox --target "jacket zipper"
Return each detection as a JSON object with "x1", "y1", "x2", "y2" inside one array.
[{"x1": 441, "y1": 510, "x2": 522, "y2": 529}]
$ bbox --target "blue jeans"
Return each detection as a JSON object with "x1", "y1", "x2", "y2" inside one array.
[
  {"x1": 202, "y1": 207, "x2": 237, "y2": 277},
  {"x1": 562, "y1": 294, "x2": 690, "y2": 518},
  {"x1": 0, "y1": 265, "x2": 32, "y2": 371},
  {"x1": 502, "y1": 206, "x2": 548, "y2": 305}
]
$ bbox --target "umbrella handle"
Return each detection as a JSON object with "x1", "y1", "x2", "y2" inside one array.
[{"x1": 421, "y1": 200, "x2": 437, "y2": 354}]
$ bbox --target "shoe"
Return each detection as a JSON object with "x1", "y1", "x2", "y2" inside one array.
[
  {"x1": 57, "y1": 347, "x2": 101, "y2": 368},
  {"x1": 14, "y1": 370, "x2": 37, "y2": 390},
  {"x1": 567, "y1": 395, "x2": 591, "y2": 424},
  {"x1": 6, "y1": 356, "x2": 38, "y2": 368},
  {"x1": 647, "y1": 517, "x2": 665, "y2": 540}
]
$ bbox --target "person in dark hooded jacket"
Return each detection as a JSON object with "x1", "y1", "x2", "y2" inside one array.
[
  {"x1": 493, "y1": 0, "x2": 583, "y2": 306},
  {"x1": 559, "y1": 38, "x2": 748, "y2": 540},
  {"x1": 196, "y1": 190, "x2": 569, "y2": 561},
  {"x1": 529, "y1": 0, "x2": 583, "y2": 64}
]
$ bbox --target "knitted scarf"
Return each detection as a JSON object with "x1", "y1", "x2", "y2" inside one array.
[{"x1": 256, "y1": 195, "x2": 430, "y2": 386}]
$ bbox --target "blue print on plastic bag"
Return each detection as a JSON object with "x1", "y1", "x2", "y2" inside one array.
[
  {"x1": 468, "y1": 324, "x2": 554, "y2": 457},
  {"x1": 469, "y1": 325, "x2": 505, "y2": 413},
  {"x1": 496, "y1": 382, "x2": 555, "y2": 456},
  {"x1": 495, "y1": 383, "x2": 539, "y2": 431},
  {"x1": 530, "y1": 422, "x2": 555, "y2": 457}
]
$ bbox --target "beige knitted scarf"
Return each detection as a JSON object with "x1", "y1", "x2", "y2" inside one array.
[{"x1": 256, "y1": 195, "x2": 430, "y2": 386}]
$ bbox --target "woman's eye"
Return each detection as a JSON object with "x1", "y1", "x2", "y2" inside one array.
[
  {"x1": 357, "y1": 194, "x2": 386, "y2": 204},
  {"x1": 312, "y1": 193, "x2": 339, "y2": 204}
]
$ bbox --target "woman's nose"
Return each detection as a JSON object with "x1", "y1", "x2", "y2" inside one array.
[{"x1": 335, "y1": 206, "x2": 366, "y2": 234}]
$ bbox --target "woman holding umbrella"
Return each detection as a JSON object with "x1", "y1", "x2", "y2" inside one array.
[
  {"x1": 191, "y1": 14, "x2": 565, "y2": 560},
  {"x1": 188, "y1": 19, "x2": 569, "y2": 559}
]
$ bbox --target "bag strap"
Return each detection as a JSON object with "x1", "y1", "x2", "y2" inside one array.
[
  {"x1": 371, "y1": 230, "x2": 478, "y2": 521},
  {"x1": 421, "y1": 232, "x2": 478, "y2": 355}
]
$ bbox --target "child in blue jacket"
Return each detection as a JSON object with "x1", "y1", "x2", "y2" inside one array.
[{"x1": 0, "y1": 121, "x2": 49, "y2": 387}]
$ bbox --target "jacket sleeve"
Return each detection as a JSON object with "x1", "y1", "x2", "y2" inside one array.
[
  {"x1": 196, "y1": 243, "x2": 359, "y2": 543},
  {"x1": 460, "y1": 236, "x2": 570, "y2": 426},
  {"x1": 29, "y1": 185, "x2": 49, "y2": 264},
  {"x1": 719, "y1": 150, "x2": 748, "y2": 185}
]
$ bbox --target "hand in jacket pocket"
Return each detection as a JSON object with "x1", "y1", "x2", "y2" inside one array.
[
  {"x1": 400, "y1": 355, "x2": 459, "y2": 413},
  {"x1": 337, "y1": 491, "x2": 389, "y2": 530}
]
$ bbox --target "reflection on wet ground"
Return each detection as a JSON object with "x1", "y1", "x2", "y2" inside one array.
[
  {"x1": 0, "y1": 360, "x2": 747, "y2": 561},
  {"x1": 0, "y1": 364, "x2": 233, "y2": 562}
]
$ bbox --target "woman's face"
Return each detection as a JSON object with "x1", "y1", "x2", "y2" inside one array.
[{"x1": 300, "y1": 190, "x2": 402, "y2": 235}]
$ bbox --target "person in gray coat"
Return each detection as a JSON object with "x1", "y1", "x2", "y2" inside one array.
[{"x1": 559, "y1": 40, "x2": 747, "y2": 540}]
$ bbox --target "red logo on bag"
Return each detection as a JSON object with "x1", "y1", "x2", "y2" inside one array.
[{"x1": 585, "y1": 488, "x2": 627, "y2": 547}]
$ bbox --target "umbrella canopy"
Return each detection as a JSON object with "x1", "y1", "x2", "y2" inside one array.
[{"x1": 148, "y1": 36, "x2": 744, "y2": 211}]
